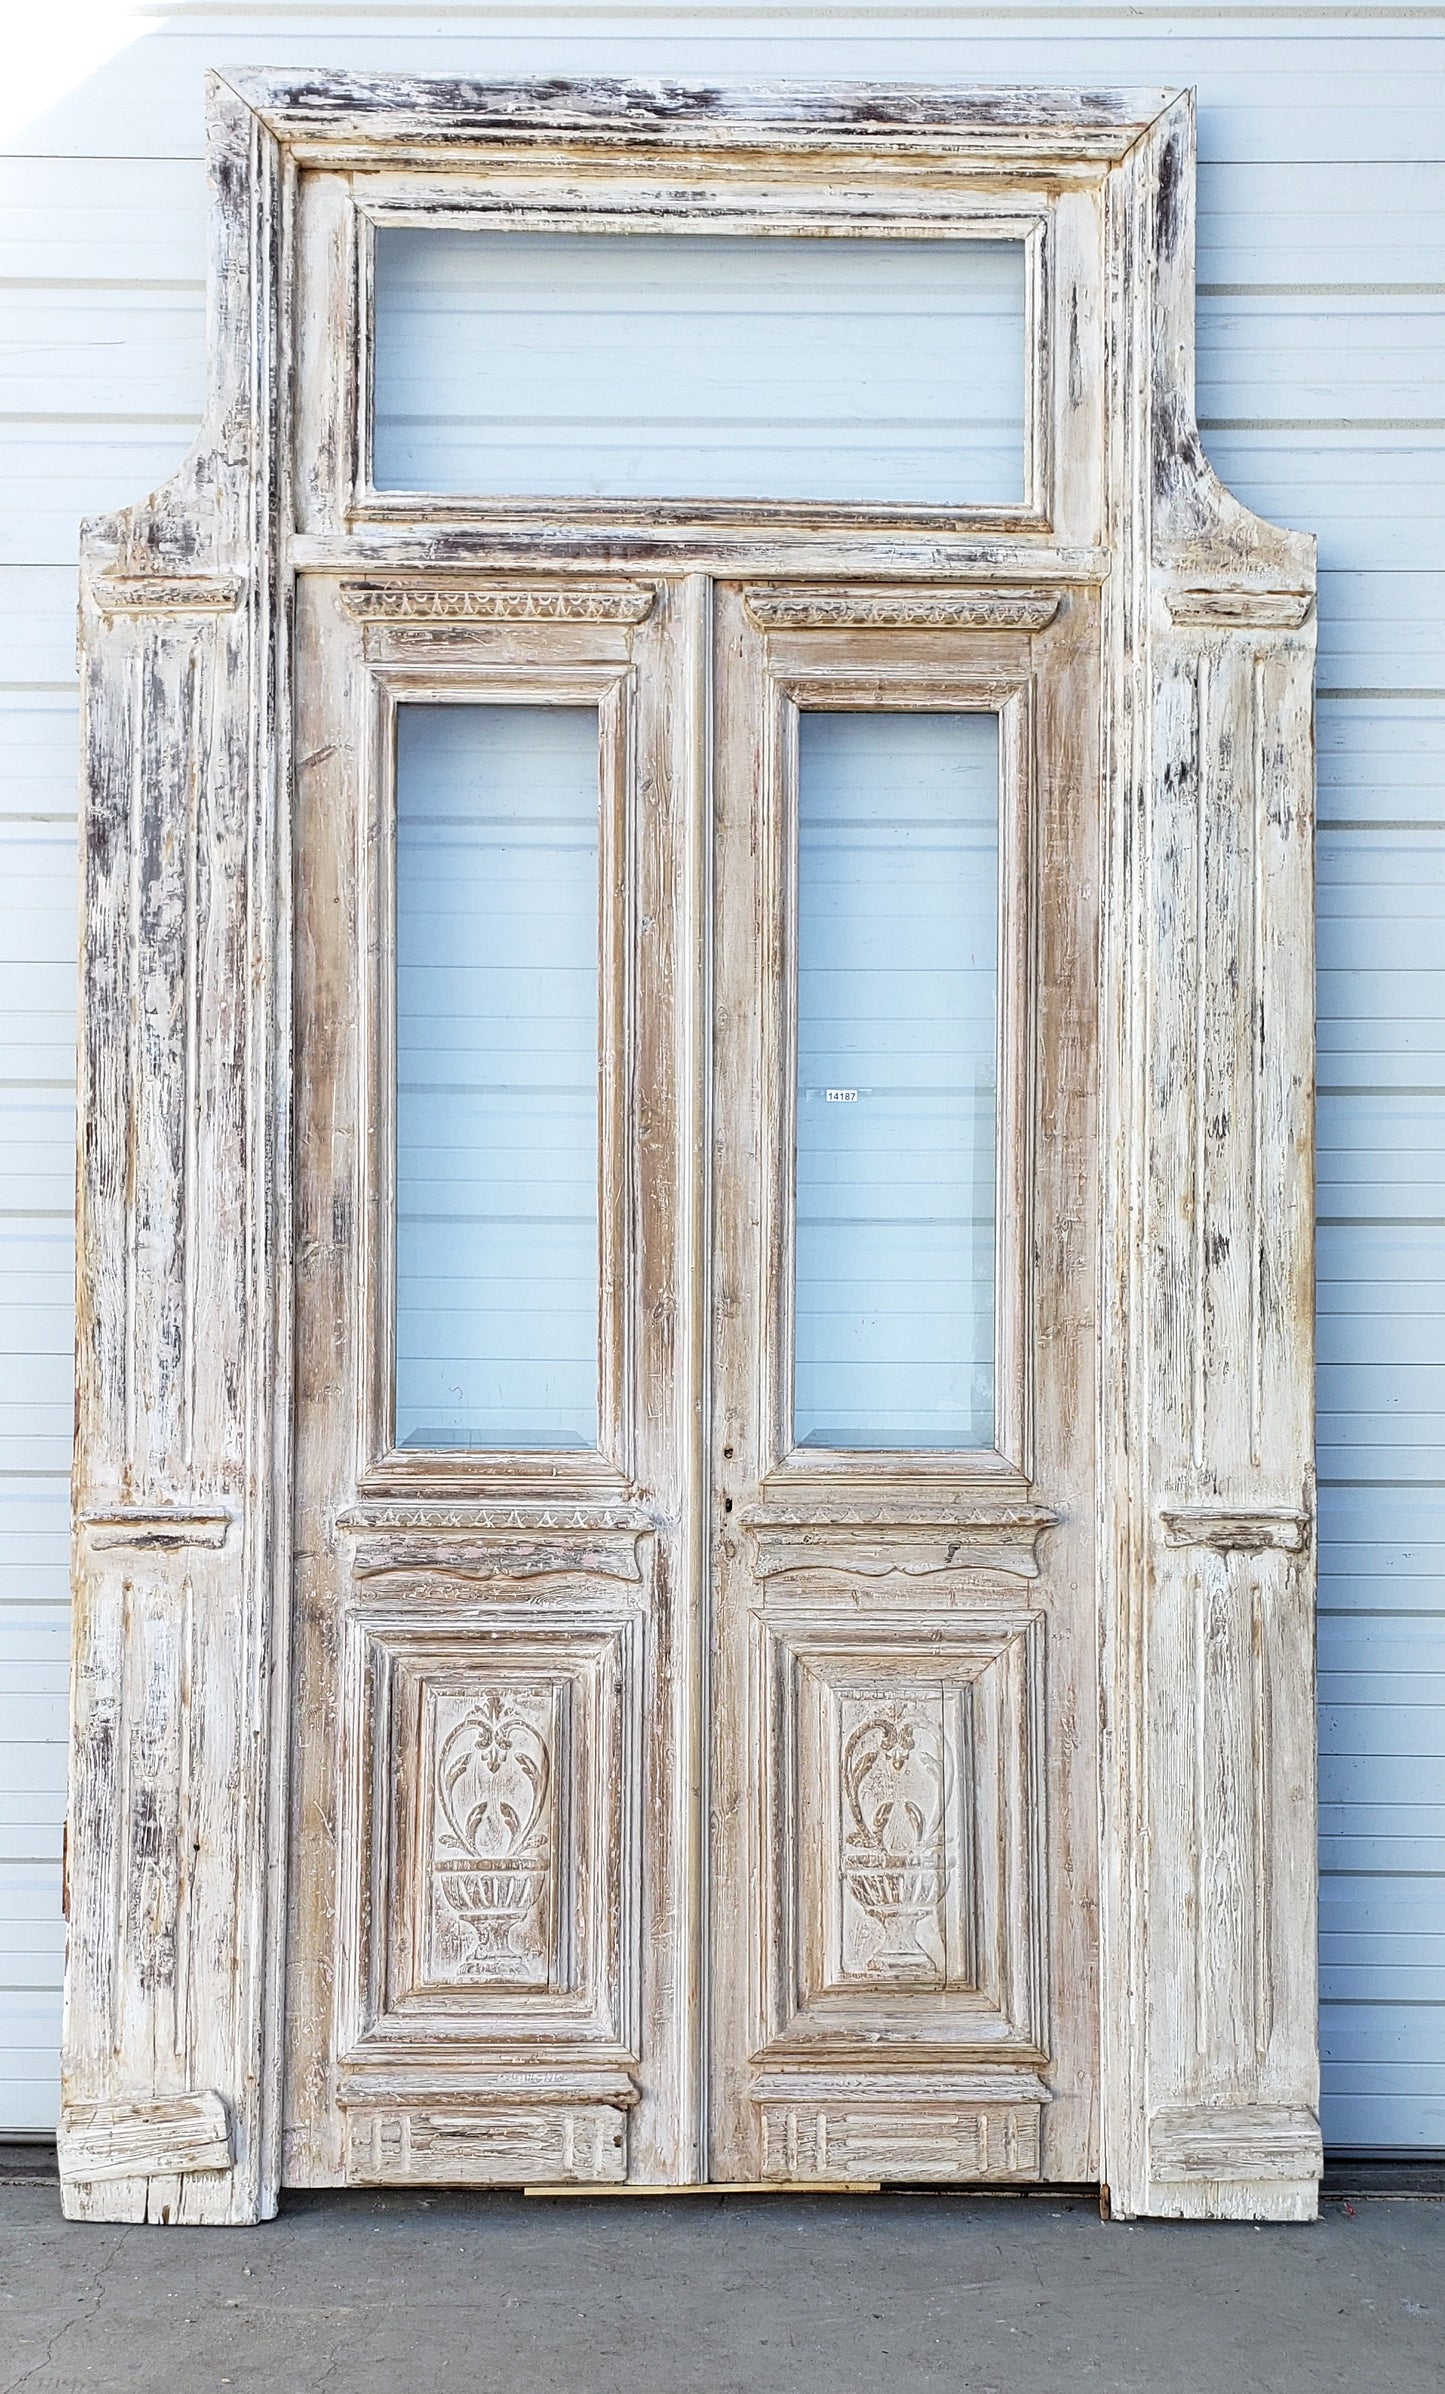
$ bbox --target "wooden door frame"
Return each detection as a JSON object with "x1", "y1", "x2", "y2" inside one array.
[{"x1": 63, "y1": 73, "x2": 1320, "y2": 2222}]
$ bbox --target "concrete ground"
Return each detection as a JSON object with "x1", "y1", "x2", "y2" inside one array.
[{"x1": 1, "y1": 2173, "x2": 1442, "y2": 2394}]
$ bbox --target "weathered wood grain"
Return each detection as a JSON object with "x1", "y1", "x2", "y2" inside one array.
[
  {"x1": 67, "y1": 75, "x2": 1317, "y2": 2223},
  {"x1": 1095, "y1": 93, "x2": 1319, "y2": 2221},
  {"x1": 65, "y1": 72, "x2": 292, "y2": 2228}
]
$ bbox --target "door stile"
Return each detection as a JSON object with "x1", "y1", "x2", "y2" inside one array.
[
  {"x1": 706, "y1": 579, "x2": 1103, "y2": 2186},
  {"x1": 285, "y1": 570, "x2": 711, "y2": 2186},
  {"x1": 631, "y1": 570, "x2": 714, "y2": 2181}
]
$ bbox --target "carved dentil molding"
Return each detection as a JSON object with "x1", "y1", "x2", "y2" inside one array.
[
  {"x1": 745, "y1": 586, "x2": 1061, "y2": 631},
  {"x1": 338, "y1": 579, "x2": 656, "y2": 625}
]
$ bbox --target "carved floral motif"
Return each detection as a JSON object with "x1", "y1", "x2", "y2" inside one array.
[
  {"x1": 433, "y1": 1691, "x2": 553, "y2": 1979},
  {"x1": 840, "y1": 1700, "x2": 955, "y2": 1975}
]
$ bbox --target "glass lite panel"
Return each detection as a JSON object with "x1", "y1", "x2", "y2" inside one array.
[
  {"x1": 394, "y1": 705, "x2": 599, "y2": 1450},
  {"x1": 374, "y1": 230, "x2": 1026, "y2": 506},
  {"x1": 793, "y1": 713, "x2": 999, "y2": 1450}
]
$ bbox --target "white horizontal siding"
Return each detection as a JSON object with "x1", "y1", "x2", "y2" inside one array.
[{"x1": 1, "y1": 3, "x2": 1441, "y2": 2147}]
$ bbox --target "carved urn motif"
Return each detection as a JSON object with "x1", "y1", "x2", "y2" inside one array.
[
  {"x1": 435, "y1": 1692, "x2": 552, "y2": 1975},
  {"x1": 841, "y1": 1703, "x2": 954, "y2": 1975}
]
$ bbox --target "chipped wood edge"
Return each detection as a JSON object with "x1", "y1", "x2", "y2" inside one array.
[
  {"x1": 1160, "y1": 1506, "x2": 1311, "y2": 1557},
  {"x1": 1165, "y1": 590, "x2": 1313, "y2": 630},
  {"x1": 58, "y1": 2093, "x2": 234, "y2": 2184}
]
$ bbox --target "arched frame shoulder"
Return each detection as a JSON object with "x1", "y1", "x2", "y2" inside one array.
[{"x1": 63, "y1": 75, "x2": 1317, "y2": 2223}]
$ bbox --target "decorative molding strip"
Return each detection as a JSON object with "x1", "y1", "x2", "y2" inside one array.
[
  {"x1": 336, "y1": 2065, "x2": 639, "y2": 2104},
  {"x1": 1160, "y1": 1505, "x2": 1311, "y2": 1557},
  {"x1": 338, "y1": 579, "x2": 656, "y2": 625},
  {"x1": 350, "y1": 1532, "x2": 642, "y2": 1584},
  {"x1": 337, "y1": 1501, "x2": 653, "y2": 1534},
  {"x1": 754, "y1": 2069, "x2": 1049, "y2": 2184},
  {"x1": 746, "y1": 586, "x2": 1061, "y2": 632},
  {"x1": 1165, "y1": 590, "x2": 1313, "y2": 631},
  {"x1": 747, "y1": 1500, "x2": 1056, "y2": 1530},
  {"x1": 77, "y1": 1508, "x2": 234, "y2": 1553},
  {"x1": 89, "y1": 573, "x2": 244, "y2": 618},
  {"x1": 1149, "y1": 2104, "x2": 1323, "y2": 2184},
  {"x1": 343, "y1": 2101, "x2": 629, "y2": 2186},
  {"x1": 58, "y1": 2091, "x2": 233, "y2": 2182},
  {"x1": 751, "y1": 1516, "x2": 1055, "y2": 1582}
]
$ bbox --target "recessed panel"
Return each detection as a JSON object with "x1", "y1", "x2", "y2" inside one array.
[
  {"x1": 763, "y1": 1617, "x2": 1045, "y2": 2058},
  {"x1": 793, "y1": 711, "x2": 999, "y2": 1450},
  {"x1": 348, "y1": 1610, "x2": 636, "y2": 2053},
  {"x1": 373, "y1": 229, "x2": 1026, "y2": 505}
]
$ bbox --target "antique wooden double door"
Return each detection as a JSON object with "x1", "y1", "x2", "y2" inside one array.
[
  {"x1": 62, "y1": 80, "x2": 1320, "y2": 2228},
  {"x1": 283, "y1": 569, "x2": 1100, "y2": 2190}
]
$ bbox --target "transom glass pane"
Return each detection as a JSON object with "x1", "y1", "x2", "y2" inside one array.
[
  {"x1": 394, "y1": 705, "x2": 600, "y2": 1450},
  {"x1": 373, "y1": 229, "x2": 1026, "y2": 505},
  {"x1": 793, "y1": 712, "x2": 999, "y2": 1451}
]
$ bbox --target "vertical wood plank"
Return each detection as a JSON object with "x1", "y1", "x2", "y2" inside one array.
[{"x1": 64, "y1": 75, "x2": 292, "y2": 2225}]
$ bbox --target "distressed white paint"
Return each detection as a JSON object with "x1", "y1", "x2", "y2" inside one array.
[
  {"x1": 56, "y1": 71, "x2": 1319, "y2": 2226},
  {"x1": 0, "y1": 10, "x2": 1438, "y2": 2162}
]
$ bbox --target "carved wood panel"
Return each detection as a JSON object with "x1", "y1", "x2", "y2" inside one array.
[
  {"x1": 340, "y1": 1604, "x2": 639, "y2": 2055},
  {"x1": 761, "y1": 1617, "x2": 1046, "y2": 2057},
  {"x1": 706, "y1": 579, "x2": 1102, "y2": 2188}
]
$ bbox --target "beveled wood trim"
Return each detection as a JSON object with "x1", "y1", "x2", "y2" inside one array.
[
  {"x1": 232, "y1": 72, "x2": 1177, "y2": 165},
  {"x1": 748, "y1": 1515, "x2": 1056, "y2": 1583},
  {"x1": 1165, "y1": 591, "x2": 1314, "y2": 631},
  {"x1": 1160, "y1": 1506, "x2": 1312, "y2": 1556},
  {"x1": 752, "y1": 652, "x2": 1037, "y2": 1485},
  {"x1": 88, "y1": 573, "x2": 245, "y2": 618},
  {"x1": 335, "y1": 154, "x2": 1052, "y2": 530},
  {"x1": 77, "y1": 1508, "x2": 234, "y2": 1552},
  {"x1": 353, "y1": 654, "x2": 638, "y2": 1492},
  {"x1": 1148, "y1": 2103, "x2": 1323, "y2": 2183}
]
